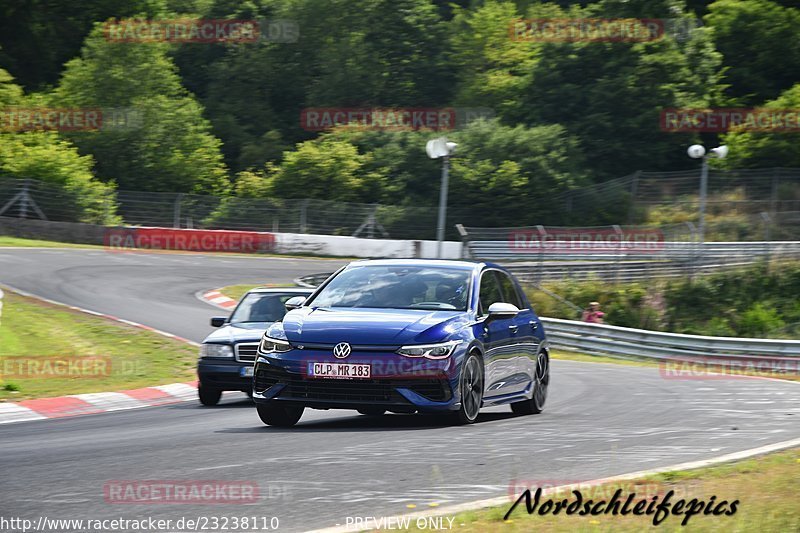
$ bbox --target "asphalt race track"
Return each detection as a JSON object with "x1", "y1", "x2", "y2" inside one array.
[{"x1": 1, "y1": 248, "x2": 799, "y2": 532}]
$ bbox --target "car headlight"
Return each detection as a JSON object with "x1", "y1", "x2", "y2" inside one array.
[
  {"x1": 200, "y1": 343, "x2": 234, "y2": 358},
  {"x1": 259, "y1": 335, "x2": 292, "y2": 354},
  {"x1": 396, "y1": 340, "x2": 461, "y2": 360}
]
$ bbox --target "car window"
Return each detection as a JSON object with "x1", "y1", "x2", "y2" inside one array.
[
  {"x1": 308, "y1": 265, "x2": 470, "y2": 311},
  {"x1": 478, "y1": 271, "x2": 503, "y2": 316},
  {"x1": 229, "y1": 293, "x2": 298, "y2": 323},
  {"x1": 497, "y1": 271, "x2": 523, "y2": 309}
]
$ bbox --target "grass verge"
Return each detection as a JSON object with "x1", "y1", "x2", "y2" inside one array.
[
  {"x1": 0, "y1": 236, "x2": 104, "y2": 249},
  {"x1": 402, "y1": 447, "x2": 800, "y2": 532},
  {"x1": 0, "y1": 290, "x2": 198, "y2": 400}
]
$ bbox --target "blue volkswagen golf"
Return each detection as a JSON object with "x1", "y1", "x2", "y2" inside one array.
[{"x1": 252, "y1": 259, "x2": 549, "y2": 426}]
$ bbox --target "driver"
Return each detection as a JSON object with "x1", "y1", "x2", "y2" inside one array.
[{"x1": 362, "y1": 274, "x2": 428, "y2": 308}]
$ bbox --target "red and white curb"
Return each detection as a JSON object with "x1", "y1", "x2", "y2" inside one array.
[
  {"x1": 0, "y1": 382, "x2": 200, "y2": 425},
  {"x1": 0, "y1": 283, "x2": 206, "y2": 425},
  {"x1": 200, "y1": 289, "x2": 237, "y2": 309}
]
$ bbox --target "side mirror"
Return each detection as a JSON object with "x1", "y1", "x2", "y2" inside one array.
[
  {"x1": 210, "y1": 316, "x2": 227, "y2": 327},
  {"x1": 284, "y1": 296, "x2": 306, "y2": 311},
  {"x1": 486, "y1": 302, "x2": 520, "y2": 324}
]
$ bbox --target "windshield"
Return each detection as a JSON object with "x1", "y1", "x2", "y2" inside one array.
[
  {"x1": 229, "y1": 293, "x2": 298, "y2": 323},
  {"x1": 308, "y1": 265, "x2": 471, "y2": 311}
]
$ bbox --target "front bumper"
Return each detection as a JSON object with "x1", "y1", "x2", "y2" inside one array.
[
  {"x1": 198, "y1": 360, "x2": 253, "y2": 391},
  {"x1": 251, "y1": 349, "x2": 460, "y2": 412}
]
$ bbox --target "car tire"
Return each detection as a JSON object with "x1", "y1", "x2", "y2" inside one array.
[
  {"x1": 198, "y1": 384, "x2": 222, "y2": 406},
  {"x1": 511, "y1": 350, "x2": 549, "y2": 415},
  {"x1": 256, "y1": 402, "x2": 304, "y2": 427},
  {"x1": 452, "y1": 352, "x2": 484, "y2": 425},
  {"x1": 357, "y1": 407, "x2": 386, "y2": 416}
]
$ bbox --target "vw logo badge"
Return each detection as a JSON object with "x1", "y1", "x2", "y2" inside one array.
[{"x1": 333, "y1": 342, "x2": 351, "y2": 359}]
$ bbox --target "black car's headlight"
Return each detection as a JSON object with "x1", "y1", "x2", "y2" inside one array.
[
  {"x1": 396, "y1": 340, "x2": 461, "y2": 360},
  {"x1": 259, "y1": 335, "x2": 292, "y2": 354},
  {"x1": 199, "y1": 343, "x2": 234, "y2": 358}
]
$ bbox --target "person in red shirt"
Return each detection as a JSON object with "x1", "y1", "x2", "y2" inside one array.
[{"x1": 582, "y1": 301, "x2": 605, "y2": 323}]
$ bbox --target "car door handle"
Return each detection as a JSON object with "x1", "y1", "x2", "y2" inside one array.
[
  {"x1": 509, "y1": 325, "x2": 519, "y2": 334},
  {"x1": 529, "y1": 321, "x2": 538, "y2": 330}
]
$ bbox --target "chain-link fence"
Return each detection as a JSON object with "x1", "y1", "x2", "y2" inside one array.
[
  {"x1": 0, "y1": 177, "x2": 476, "y2": 240},
  {"x1": 2, "y1": 167, "x2": 800, "y2": 241},
  {"x1": 556, "y1": 167, "x2": 800, "y2": 228}
]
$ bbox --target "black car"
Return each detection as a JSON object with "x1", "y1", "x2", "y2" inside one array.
[{"x1": 198, "y1": 287, "x2": 313, "y2": 405}]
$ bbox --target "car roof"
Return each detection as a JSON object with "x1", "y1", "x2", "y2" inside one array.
[
  {"x1": 347, "y1": 258, "x2": 488, "y2": 270},
  {"x1": 246, "y1": 287, "x2": 314, "y2": 295}
]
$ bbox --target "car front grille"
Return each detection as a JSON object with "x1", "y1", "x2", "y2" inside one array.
[
  {"x1": 254, "y1": 364, "x2": 451, "y2": 403},
  {"x1": 235, "y1": 343, "x2": 259, "y2": 363}
]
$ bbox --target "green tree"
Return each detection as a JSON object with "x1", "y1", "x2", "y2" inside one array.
[
  {"x1": 0, "y1": 68, "x2": 24, "y2": 106},
  {"x1": 444, "y1": 119, "x2": 589, "y2": 225},
  {"x1": 514, "y1": 24, "x2": 721, "y2": 179},
  {"x1": 720, "y1": 84, "x2": 800, "y2": 168},
  {"x1": 0, "y1": 0, "x2": 170, "y2": 91},
  {"x1": 175, "y1": 0, "x2": 455, "y2": 172},
  {"x1": 281, "y1": 119, "x2": 587, "y2": 226},
  {"x1": 0, "y1": 68, "x2": 117, "y2": 223},
  {"x1": 301, "y1": 0, "x2": 453, "y2": 107},
  {"x1": 263, "y1": 138, "x2": 385, "y2": 202},
  {"x1": 54, "y1": 25, "x2": 230, "y2": 195},
  {"x1": 706, "y1": 0, "x2": 800, "y2": 105},
  {"x1": 0, "y1": 133, "x2": 119, "y2": 223},
  {"x1": 447, "y1": 0, "x2": 561, "y2": 117}
]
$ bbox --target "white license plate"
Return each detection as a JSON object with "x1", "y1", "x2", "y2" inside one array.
[
  {"x1": 308, "y1": 362, "x2": 371, "y2": 379},
  {"x1": 240, "y1": 366, "x2": 254, "y2": 377}
]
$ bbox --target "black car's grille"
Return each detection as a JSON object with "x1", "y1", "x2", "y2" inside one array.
[
  {"x1": 254, "y1": 364, "x2": 451, "y2": 403},
  {"x1": 235, "y1": 343, "x2": 259, "y2": 363}
]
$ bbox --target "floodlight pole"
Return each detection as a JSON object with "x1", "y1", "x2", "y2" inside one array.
[
  {"x1": 688, "y1": 144, "x2": 726, "y2": 246},
  {"x1": 698, "y1": 156, "x2": 708, "y2": 245},
  {"x1": 436, "y1": 155, "x2": 450, "y2": 258}
]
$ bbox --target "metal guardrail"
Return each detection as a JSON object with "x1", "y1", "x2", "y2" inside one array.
[
  {"x1": 507, "y1": 259, "x2": 759, "y2": 283},
  {"x1": 541, "y1": 317, "x2": 800, "y2": 367},
  {"x1": 467, "y1": 240, "x2": 800, "y2": 261},
  {"x1": 470, "y1": 241, "x2": 800, "y2": 281}
]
